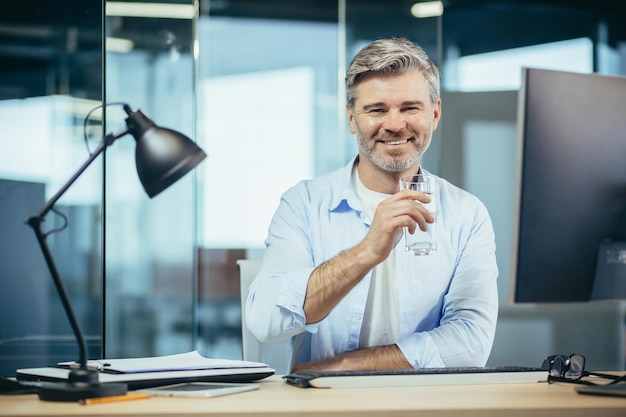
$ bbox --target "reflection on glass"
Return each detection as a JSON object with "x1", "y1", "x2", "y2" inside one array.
[{"x1": 196, "y1": 15, "x2": 339, "y2": 359}]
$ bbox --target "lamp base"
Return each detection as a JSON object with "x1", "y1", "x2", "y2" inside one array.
[
  {"x1": 38, "y1": 381, "x2": 128, "y2": 402},
  {"x1": 37, "y1": 368, "x2": 127, "y2": 402}
]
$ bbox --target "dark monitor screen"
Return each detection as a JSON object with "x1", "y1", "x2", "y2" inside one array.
[{"x1": 512, "y1": 68, "x2": 626, "y2": 303}]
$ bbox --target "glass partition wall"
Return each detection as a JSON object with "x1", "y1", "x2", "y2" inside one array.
[
  {"x1": 1, "y1": 1, "x2": 625, "y2": 377},
  {"x1": 103, "y1": 0, "x2": 198, "y2": 359},
  {"x1": 0, "y1": 0, "x2": 106, "y2": 376},
  {"x1": 194, "y1": 4, "x2": 341, "y2": 359},
  {"x1": 0, "y1": 0, "x2": 200, "y2": 376}
]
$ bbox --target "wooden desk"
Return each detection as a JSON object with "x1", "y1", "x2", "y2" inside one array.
[{"x1": 1, "y1": 376, "x2": 624, "y2": 417}]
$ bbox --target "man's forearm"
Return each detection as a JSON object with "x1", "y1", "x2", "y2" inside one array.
[
  {"x1": 291, "y1": 344, "x2": 412, "y2": 373},
  {"x1": 303, "y1": 244, "x2": 375, "y2": 324}
]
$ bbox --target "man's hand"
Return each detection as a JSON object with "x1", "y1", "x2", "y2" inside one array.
[
  {"x1": 358, "y1": 189, "x2": 434, "y2": 265},
  {"x1": 290, "y1": 344, "x2": 411, "y2": 373},
  {"x1": 303, "y1": 189, "x2": 434, "y2": 324}
]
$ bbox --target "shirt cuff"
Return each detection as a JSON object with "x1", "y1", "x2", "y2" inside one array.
[
  {"x1": 396, "y1": 333, "x2": 445, "y2": 368},
  {"x1": 274, "y1": 267, "x2": 320, "y2": 333}
]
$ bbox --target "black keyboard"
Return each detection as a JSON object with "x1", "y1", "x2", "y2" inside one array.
[
  {"x1": 289, "y1": 365, "x2": 541, "y2": 378},
  {"x1": 283, "y1": 366, "x2": 544, "y2": 388}
]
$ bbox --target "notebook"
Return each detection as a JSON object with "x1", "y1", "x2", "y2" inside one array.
[
  {"x1": 283, "y1": 366, "x2": 546, "y2": 388},
  {"x1": 16, "y1": 351, "x2": 274, "y2": 390}
]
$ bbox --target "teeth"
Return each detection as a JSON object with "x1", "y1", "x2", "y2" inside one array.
[{"x1": 386, "y1": 140, "x2": 407, "y2": 145}]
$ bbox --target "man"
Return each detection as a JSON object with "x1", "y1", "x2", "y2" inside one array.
[{"x1": 246, "y1": 37, "x2": 498, "y2": 372}]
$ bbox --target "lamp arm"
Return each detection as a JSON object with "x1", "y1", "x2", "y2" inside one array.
[
  {"x1": 27, "y1": 215, "x2": 91, "y2": 369},
  {"x1": 34, "y1": 130, "x2": 126, "y2": 219},
  {"x1": 26, "y1": 129, "x2": 127, "y2": 370}
]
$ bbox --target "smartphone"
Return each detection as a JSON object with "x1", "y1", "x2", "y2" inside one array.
[
  {"x1": 576, "y1": 384, "x2": 626, "y2": 398},
  {"x1": 137, "y1": 382, "x2": 260, "y2": 398}
]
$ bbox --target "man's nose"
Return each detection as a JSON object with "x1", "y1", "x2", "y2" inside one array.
[{"x1": 383, "y1": 109, "x2": 407, "y2": 132}]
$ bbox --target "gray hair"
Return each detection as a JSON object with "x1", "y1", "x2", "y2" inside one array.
[{"x1": 345, "y1": 37, "x2": 440, "y2": 107}]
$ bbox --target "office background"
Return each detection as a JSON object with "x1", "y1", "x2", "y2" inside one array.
[{"x1": 0, "y1": 0, "x2": 625, "y2": 377}]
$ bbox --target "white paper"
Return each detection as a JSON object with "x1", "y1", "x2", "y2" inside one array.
[{"x1": 59, "y1": 351, "x2": 268, "y2": 374}]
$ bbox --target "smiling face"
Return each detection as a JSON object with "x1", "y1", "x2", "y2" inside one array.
[{"x1": 347, "y1": 70, "x2": 441, "y2": 189}]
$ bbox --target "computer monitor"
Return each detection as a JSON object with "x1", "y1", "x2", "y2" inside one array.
[{"x1": 511, "y1": 67, "x2": 626, "y2": 303}]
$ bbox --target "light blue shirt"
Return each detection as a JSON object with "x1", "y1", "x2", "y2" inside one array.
[{"x1": 246, "y1": 157, "x2": 499, "y2": 369}]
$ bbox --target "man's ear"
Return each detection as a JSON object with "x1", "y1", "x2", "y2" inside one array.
[
  {"x1": 346, "y1": 105, "x2": 357, "y2": 134},
  {"x1": 432, "y1": 99, "x2": 442, "y2": 131}
]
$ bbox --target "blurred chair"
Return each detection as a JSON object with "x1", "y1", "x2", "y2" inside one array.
[{"x1": 237, "y1": 259, "x2": 290, "y2": 374}]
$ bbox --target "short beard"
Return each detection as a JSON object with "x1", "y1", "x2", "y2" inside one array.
[{"x1": 357, "y1": 134, "x2": 429, "y2": 173}]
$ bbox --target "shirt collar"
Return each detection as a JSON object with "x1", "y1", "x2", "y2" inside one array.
[
  {"x1": 328, "y1": 156, "x2": 429, "y2": 212},
  {"x1": 328, "y1": 156, "x2": 361, "y2": 212}
]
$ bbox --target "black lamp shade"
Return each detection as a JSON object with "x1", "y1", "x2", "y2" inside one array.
[
  {"x1": 135, "y1": 126, "x2": 206, "y2": 198},
  {"x1": 124, "y1": 107, "x2": 207, "y2": 198}
]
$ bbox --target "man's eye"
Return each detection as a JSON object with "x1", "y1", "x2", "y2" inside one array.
[{"x1": 369, "y1": 108, "x2": 384, "y2": 113}]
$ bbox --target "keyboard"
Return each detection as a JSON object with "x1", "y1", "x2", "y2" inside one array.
[{"x1": 283, "y1": 366, "x2": 545, "y2": 388}]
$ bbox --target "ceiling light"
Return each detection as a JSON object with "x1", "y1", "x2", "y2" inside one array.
[
  {"x1": 106, "y1": 2, "x2": 195, "y2": 19},
  {"x1": 106, "y1": 37, "x2": 134, "y2": 53},
  {"x1": 410, "y1": 1, "x2": 444, "y2": 18}
]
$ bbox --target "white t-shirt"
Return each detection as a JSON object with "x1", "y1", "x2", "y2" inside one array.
[{"x1": 352, "y1": 168, "x2": 400, "y2": 348}]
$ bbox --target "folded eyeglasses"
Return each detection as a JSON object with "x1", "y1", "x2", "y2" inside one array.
[{"x1": 542, "y1": 354, "x2": 626, "y2": 386}]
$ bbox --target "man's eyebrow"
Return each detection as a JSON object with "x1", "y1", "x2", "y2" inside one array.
[
  {"x1": 401, "y1": 100, "x2": 427, "y2": 107},
  {"x1": 361, "y1": 100, "x2": 427, "y2": 110},
  {"x1": 361, "y1": 102, "x2": 386, "y2": 110}
]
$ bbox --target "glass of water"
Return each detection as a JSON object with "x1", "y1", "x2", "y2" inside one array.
[{"x1": 399, "y1": 174, "x2": 437, "y2": 256}]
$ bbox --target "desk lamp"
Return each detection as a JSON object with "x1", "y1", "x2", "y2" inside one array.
[{"x1": 26, "y1": 104, "x2": 206, "y2": 401}]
